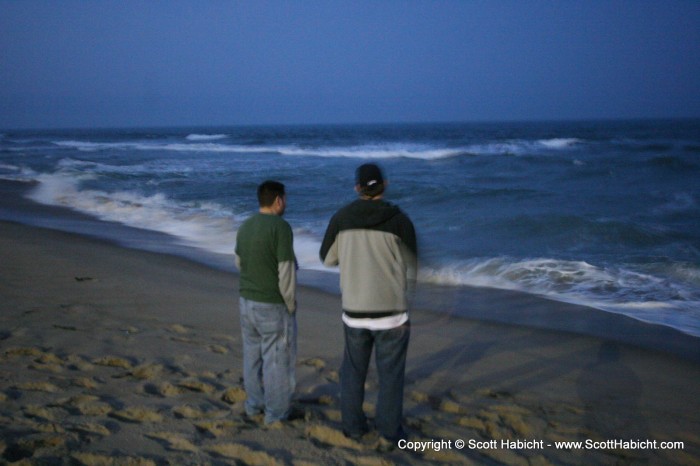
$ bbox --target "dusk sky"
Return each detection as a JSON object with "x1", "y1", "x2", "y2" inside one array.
[{"x1": 1, "y1": 1, "x2": 699, "y2": 129}]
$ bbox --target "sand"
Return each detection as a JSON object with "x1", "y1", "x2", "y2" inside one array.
[{"x1": 1, "y1": 220, "x2": 699, "y2": 465}]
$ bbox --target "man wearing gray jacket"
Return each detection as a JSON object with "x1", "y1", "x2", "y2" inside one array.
[{"x1": 320, "y1": 163, "x2": 417, "y2": 444}]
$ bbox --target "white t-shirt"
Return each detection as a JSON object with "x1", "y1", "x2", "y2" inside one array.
[{"x1": 342, "y1": 311, "x2": 408, "y2": 331}]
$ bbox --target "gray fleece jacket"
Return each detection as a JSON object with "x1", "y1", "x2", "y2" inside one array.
[{"x1": 319, "y1": 199, "x2": 417, "y2": 313}]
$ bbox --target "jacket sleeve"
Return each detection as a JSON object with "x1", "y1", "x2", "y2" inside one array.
[
  {"x1": 319, "y1": 214, "x2": 340, "y2": 266},
  {"x1": 398, "y1": 213, "x2": 418, "y2": 294}
]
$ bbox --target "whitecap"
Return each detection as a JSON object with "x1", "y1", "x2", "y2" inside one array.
[
  {"x1": 538, "y1": 138, "x2": 581, "y2": 149},
  {"x1": 185, "y1": 134, "x2": 229, "y2": 141}
]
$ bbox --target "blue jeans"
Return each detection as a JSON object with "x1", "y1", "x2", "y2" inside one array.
[
  {"x1": 239, "y1": 297, "x2": 297, "y2": 424},
  {"x1": 340, "y1": 320, "x2": 410, "y2": 441}
]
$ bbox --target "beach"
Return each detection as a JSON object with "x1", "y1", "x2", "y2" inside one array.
[{"x1": 1, "y1": 220, "x2": 699, "y2": 465}]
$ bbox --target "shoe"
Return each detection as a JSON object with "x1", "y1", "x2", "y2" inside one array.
[
  {"x1": 242, "y1": 412, "x2": 264, "y2": 424},
  {"x1": 286, "y1": 405, "x2": 307, "y2": 421}
]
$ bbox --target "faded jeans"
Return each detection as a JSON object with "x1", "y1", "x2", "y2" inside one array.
[
  {"x1": 340, "y1": 320, "x2": 410, "y2": 441},
  {"x1": 239, "y1": 297, "x2": 297, "y2": 424}
]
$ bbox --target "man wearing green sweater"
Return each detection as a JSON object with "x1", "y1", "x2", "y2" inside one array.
[{"x1": 235, "y1": 180, "x2": 297, "y2": 425}]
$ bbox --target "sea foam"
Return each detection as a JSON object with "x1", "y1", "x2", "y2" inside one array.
[
  {"x1": 419, "y1": 257, "x2": 700, "y2": 337},
  {"x1": 25, "y1": 172, "x2": 325, "y2": 270}
]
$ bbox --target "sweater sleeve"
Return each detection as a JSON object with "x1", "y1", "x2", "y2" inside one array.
[
  {"x1": 278, "y1": 260, "x2": 297, "y2": 313},
  {"x1": 277, "y1": 221, "x2": 297, "y2": 313}
]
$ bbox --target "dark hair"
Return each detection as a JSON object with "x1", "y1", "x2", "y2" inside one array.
[{"x1": 257, "y1": 180, "x2": 285, "y2": 207}]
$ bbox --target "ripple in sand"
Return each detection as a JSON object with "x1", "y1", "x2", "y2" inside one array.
[
  {"x1": 22, "y1": 405, "x2": 62, "y2": 422},
  {"x1": 305, "y1": 424, "x2": 363, "y2": 450},
  {"x1": 72, "y1": 376, "x2": 99, "y2": 389},
  {"x1": 71, "y1": 452, "x2": 157, "y2": 466},
  {"x1": 145, "y1": 432, "x2": 198, "y2": 452},
  {"x1": 93, "y1": 356, "x2": 133, "y2": 370},
  {"x1": 110, "y1": 407, "x2": 163, "y2": 423},
  {"x1": 177, "y1": 379, "x2": 216, "y2": 394},
  {"x1": 194, "y1": 419, "x2": 241, "y2": 437},
  {"x1": 5, "y1": 346, "x2": 44, "y2": 357},
  {"x1": 68, "y1": 422, "x2": 111, "y2": 436},
  {"x1": 13, "y1": 381, "x2": 59, "y2": 393},
  {"x1": 206, "y1": 442, "x2": 283, "y2": 466},
  {"x1": 302, "y1": 357, "x2": 326, "y2": 370},
  {"x1": 221, "y1": 386, "x2": 247, "y2": 404},
  {"x1": 208, "y1": 344, "x2": 229, "y2": 354},
  {"x1": 172, "y1": 405, "x2": 228, "y2": 420},
  {"x1": 128, "y1": 363, "x2": 164, "y2": 380}
]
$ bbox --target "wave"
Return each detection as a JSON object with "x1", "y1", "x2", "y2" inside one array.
[
  {"x1": 24, "y1": 172, "x2": 324, "y2": 268},
  {"x1": 464, "y1": 138, "x2": 581, "y2": 156},
  {"x1": 185, "y1": 133, "x2": 229, "y2": 141},
  {"x1": 50, "y1": 137, "x2": 582, "y2": 160},
  {"x1": 420, "y1": 257, "x2": 700, "y2": 337},
  {"x1": 0, "y1": 164, "x2": 39, "y2": 183},
  {"x1": 538, "y1": 138, "x2": 581, "y2": 149},
  {"x1": 50, "y1": 139, "x2": 464, "y2": 160},
  {"x1": 18, "y1": 169, "x2": 700, "y2": 337},
  {"x1": 0, "y1": 163, "x2": 21, "y2": 171}
]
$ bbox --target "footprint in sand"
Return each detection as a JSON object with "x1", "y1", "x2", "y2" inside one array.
[
  {"x1": 168, "y1": 324, "x2": 190, "y2": 334},
  {"x1": 72, "y1": 376, "x2": 99, "y2": 389},
  {"x1": 305, "y1": 424, "x2": 364, "y2": 451},
  {"x1": 221, "y1": 386, "x2": 247, "y2": 405},
  {"x1": 145, "y1": 432, "x2": 198, "y2": 452},
  {"x1": 29, "y1": 351, "x2": 64, "y2": 372},
  {"x1": 206, "y1": 443, "x2": 282, "y2": 466},
  {"x1": 110, "y1": 406, "x2": 164, "y2": 423},
  {"x1": 9, "y1": 434, "x2": 67, "y2": 461},
  {"x1": 172, "y1": 405, "x2": 228, "y2": 420},
  {"x1": 65, "y1": 354, "x2": 95, "y2": 372},
  {"x1": 144, "y1": 381, "x2": 186, "y2": 397},
  {"x1": 409, "y1": 390, "x2": 431, "y2": 404},
  {"x1": 194, "y1": 419, "x2": 242, "y2": 437},
  {"x1": 61, "y1": 395, "x2": 113, "y2": 416},
  {"x1": 22, "y1": 405, "x2": 61, "y2": 422},
  {"x1": 177, "y1": 378, "x2": 217, "y2": 394},
  {"x1": 28, "y1": 362, "x2": 63, "y2": 373},
  {"x1": 13, "y1": 381, "x2": 59, "y2": 393},
  {"x1": 208, "y1": 344, "x2": 229, "y2": 354},
  {"x1": 72, "y1": 452, "x2": 156, "y2": 466},
  {"x1": 438, "y1": 398, "x2": 464, "y2": 415},
  {"x1": 92, "y1": 356, "x2": 134, "y2": 370},
  {"x1": 128, "y1": 363, "x2": 165, "y2": 380},
  {"x1": 67, "y1": 422, "x2": 111, "y2": 437},
  {"x1": 5, "y1": 346, "x2": 45, "y2": 357},
  {"x1": 302, "y1": 357, "x2": 327, "y2": 370}
]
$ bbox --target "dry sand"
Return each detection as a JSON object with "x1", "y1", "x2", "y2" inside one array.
[{"x1": 1, "y1": 220, "x2": 699, "y2": 465}]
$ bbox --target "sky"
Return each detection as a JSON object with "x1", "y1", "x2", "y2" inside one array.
[{"x1": 1, "y1": 0, "x2": 699, "y2": 129}]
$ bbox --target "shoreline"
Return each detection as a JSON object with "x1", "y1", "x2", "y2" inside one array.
[
  {"x1": 2, "y1": 179, "x2": 699, "y2": 363},
  {"x1": 1, "y1": 219, "x2": 700, "y2": 464}
]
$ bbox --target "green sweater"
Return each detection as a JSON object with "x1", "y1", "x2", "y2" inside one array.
[{"x1": 235, "y1": 213, "x2": 296, "y2": 312}]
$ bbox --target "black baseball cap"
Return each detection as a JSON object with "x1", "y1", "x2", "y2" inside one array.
[{"x1": 356, "y1": 163, "x2": 384, "y2": 188}]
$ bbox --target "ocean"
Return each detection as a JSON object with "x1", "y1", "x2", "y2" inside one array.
[{"x1": 1, "y1": 120, "x2": 699, "y2": 337}]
